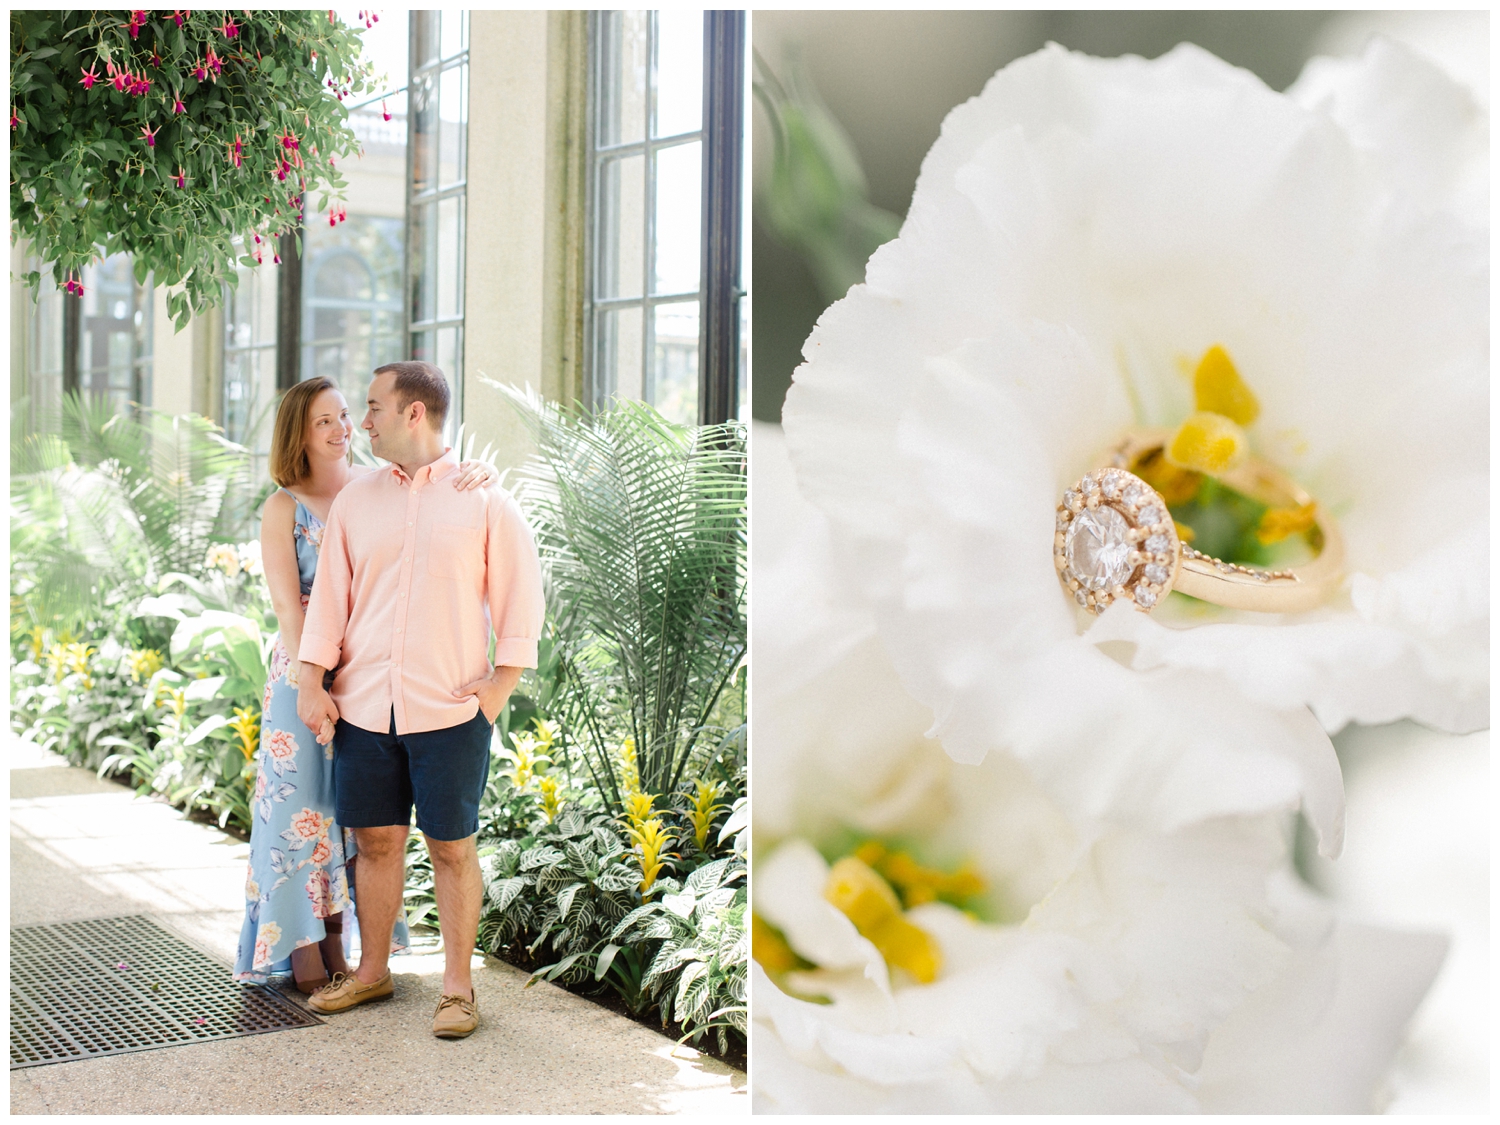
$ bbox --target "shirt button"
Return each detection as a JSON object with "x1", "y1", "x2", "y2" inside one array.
[{"x1": 408, "y1": 522, "x2": 413, "y2": 527}]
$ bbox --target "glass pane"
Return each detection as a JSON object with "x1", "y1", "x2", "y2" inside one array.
[
  {"x1": 652, "y1": 140, "x2": 701, "y2": 296},
  {"x1": 439, "y1": 63, "x2": 466, "y2": 187},
  {"x1": 409, "y1": 200, "x2": 435, "y2": 324},
  {"x1": 440, "y1": 10, "x2": 466, "y2": 61},
  {"x1": 653, "y1": 10, "x2": 702, "y2": 139},
  {"x1": 596, "y1": 306, "x2": 644, "y2": 403},
  {"x1": 437, "y1": 195, "x2": 463, "y2": 321},
  {"x1": 411, "y1": 70, "x2": 438, "y2": 194},
  {"x1": 597, "y1": 10, "x2": 648, "y2": 146},
  {"x1": 414, "y1": 10, "x2": 440, "y2": 68},
  {"x1": 650, "y1": 300, "x2": 699, "y2": 425},
  {"x1": 597, "y1": 153, "x2": 645, "y2": 300},
  {"x1": 436, "y1": 325, "x2": 461, "y2": 384}
]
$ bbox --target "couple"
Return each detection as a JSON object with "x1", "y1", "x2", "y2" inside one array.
[{"x1": 232, "y1": 361, "x2": 543, "y2": 1040}]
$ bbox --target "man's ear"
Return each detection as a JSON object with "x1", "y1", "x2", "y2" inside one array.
[{"x1": 408, "y1": 400, "x2": 427, "y2": 430}]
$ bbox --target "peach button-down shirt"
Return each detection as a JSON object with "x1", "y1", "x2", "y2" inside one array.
[{"x1": 300, "y1": 449, "x2": 544, "y2": 735}]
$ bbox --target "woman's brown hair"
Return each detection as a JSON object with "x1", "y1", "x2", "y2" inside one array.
[{"x1": 269, "y1": 377, "x2": 345, "y2": 487}]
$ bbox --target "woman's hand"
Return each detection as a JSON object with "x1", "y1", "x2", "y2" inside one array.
[{"x1": 454, "y1": 459, "x2": 499, "y2": 491}]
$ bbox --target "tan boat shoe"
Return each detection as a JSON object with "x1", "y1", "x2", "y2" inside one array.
[
  {"x1": 307, "y1": 970, "x2": 393, "y2": 1013},
  {"x1": 432, "y1": 990, "x2": 479, "y2": 1039}
]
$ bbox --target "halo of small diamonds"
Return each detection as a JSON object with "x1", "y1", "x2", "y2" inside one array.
[{"x1": 1053, "y1": 469, "x2": 1179, "y2": 615}]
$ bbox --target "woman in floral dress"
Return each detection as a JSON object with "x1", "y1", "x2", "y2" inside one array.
[{"x1": 234, "y1": 376, "x2": 497, "y2": 990}]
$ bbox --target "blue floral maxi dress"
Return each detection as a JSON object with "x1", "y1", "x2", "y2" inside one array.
[{"x1": 234, "y1": 492, "x2": 409, "y2": 982}]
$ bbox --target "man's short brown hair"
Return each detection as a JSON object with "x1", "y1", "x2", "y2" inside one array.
[{"x1": 373, "y1": 360, "x2": 449, "y2": 430}]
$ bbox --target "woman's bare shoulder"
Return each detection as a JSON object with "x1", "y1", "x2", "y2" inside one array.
[{"x1": 262, "y1": 488, "x2": 296, "y2": 524}]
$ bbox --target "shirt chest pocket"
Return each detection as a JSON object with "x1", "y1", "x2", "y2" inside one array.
[{"x1": 427, "y1": 522, "x2": 484, "y2": 579}]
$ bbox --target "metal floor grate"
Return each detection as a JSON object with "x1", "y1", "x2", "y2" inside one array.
[{"x1": 10, "y1": 915, "x2": 321, "y2": 1069}]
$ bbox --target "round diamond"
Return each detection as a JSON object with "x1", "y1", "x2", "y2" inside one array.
[
  {"x1": 1081, "y1": 475, "x2": 1100, "y2": 496},
  {"x1": 1145, "y1": 533, "x2": 1170, "y2": 554},
  {"x1": 1139, "y1": 505, "x2": 1165, "y2": 527},
  {"x1": 1144, "y1": 563, "x2": 1169, "y2": 585},
  {"x1": 1074, "y1": 588, "x2": 1089, "y2": 606},
  {"x1": 1134, "y1": 585, "x2": 1158, "y2": 609},
  {"x1": 1101, "y1": 472, "x2": 1123, "y2": 500},
  {"x1": 1124, "y1": 483, "x2": 1148, "y2": 508},
  {"x1": 1064, "y1": 489, "x2": 1082, "y2": 511},
  {"x1": 1065, "y1": 505, "x2": 1133, "y2": 592}
]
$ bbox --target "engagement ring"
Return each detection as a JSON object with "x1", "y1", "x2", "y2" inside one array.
[{"x1": 1054, "y1": 429, "x2": 1343, "y2": 615}]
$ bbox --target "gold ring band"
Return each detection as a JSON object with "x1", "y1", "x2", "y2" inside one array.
[{"x1": 1052, "y1": 429, "x2": 1343, "y2": 615}]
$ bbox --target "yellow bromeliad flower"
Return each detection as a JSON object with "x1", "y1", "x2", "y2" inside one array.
[
  {"x1": 127, "y1": 648, "x2": 165, "y2": 684},
  {"x1": 227, "y1": 706, "x2": 261, "y2": 761},
  {"x1": 537, "y1": 775, "x2": 563, "y2": 824},
  {"x1": 498, "y1": 731, "x2": 550, "y2": 791},
  {"x1": 618, "y1": 736, "x2": 643, "y2": 796},
  {"x1": 157, "y1": 685, "x2": 188, "y2": 724},
  {"x1": 627, "y1": 817, "x2": 673, "y2": 895},
  {"x1": 824, "y1": 855, "x2": 942, "y2": 984},
  {"x1": 622, "y1": 790, "x2": 656, "y2": 835},
  {"x1": 687, "y1": 778, "x2": 729, "y2": 851}
]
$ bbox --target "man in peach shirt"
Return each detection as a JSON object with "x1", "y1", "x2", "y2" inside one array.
[{"x1": 296, "y1": 361, "x2": 543, "y2": 1039}]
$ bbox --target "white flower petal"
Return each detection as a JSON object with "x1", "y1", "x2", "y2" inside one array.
[{"x1": 755, "y1": 840, "x2": 890, "y2": 995}]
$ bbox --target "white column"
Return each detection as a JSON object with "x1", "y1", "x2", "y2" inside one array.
[{"x1": 461, "y1": 10, "x2": 585, "y2": 473}]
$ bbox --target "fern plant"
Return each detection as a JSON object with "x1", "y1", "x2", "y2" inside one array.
[{"x1": 497, "y1": 386, "x2": 747, "y2": 819}]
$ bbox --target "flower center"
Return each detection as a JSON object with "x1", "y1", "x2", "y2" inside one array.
[{"x1": 1064, "y1": 505, "x2": 1133, "y2": 591}]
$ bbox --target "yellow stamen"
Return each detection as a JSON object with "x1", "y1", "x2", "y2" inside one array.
[
  {"x1": 1193, "y1": 344, "x2": 1260, "y2": 425},
  {"x1": 852, "y1": 840, "x2": 985, "y2": 908},
  {"x1": 1166, "y1": 411, "x2": 1249, "y2": 475},
  {"x1": 1133, "y1": 449, "x2": 1202, "y2": 506},
  {"x1": 1257, "y1": 502, "x2": 1317, "y2": 545},
  {"x1": 824, "y1": 856, "x2": 942, "y2": 983},
  {"x1": 751, "y1": 913, "x2": 806, "y2": 974}
]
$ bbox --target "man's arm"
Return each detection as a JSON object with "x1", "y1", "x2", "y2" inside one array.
[
  {"x1": 296, "y1": 495, "x2": 354, "y2": 743},
  {"x1": 454, "y1": 491, "x2": 544, "y2": 723}
]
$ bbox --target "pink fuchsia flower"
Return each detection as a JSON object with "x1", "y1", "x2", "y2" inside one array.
[
  {"x1": 228, "y1": 135, "x2": 243, "y2": 168},
  {"x1": 192, "y1": 61, "x2": 208, "y2": 82},
  {"x1": 63, "y1": 277, "x2": 85, "y2": 297},
  {"x1": 110, "y1": 64, "x2": 128, "y2": 92},
  {"x1": 140, "y1": 123, "x2": 158, "y2": 147},
  {"x1": 279, "y1": 130, "x2": 299, "y2": 151},
  {"x1": 79, "y1": 63, "x2": 100, "y2": 89},
  {"x1": 272, "y1": 251, "x2": 281, "y2": 265},
  {"x1": 275, "y1": 160, "x2": 289, "y2": 182},
  {"x1": 9, "y1": 108, "x2": 18, "y2": 130},
  {"x1": 131, "y1": 73, "x2": 153, "y2": 96},
  {"x1": 220, "y1": 15, "x2": 238, "y2": 39},
  {"x1": 207, "y1": 47, "x2": 222, "y2": 76},
  {"x1": 173, "y1": 167, "x2": 186, "y2": 189},
  {"x1": 172, "y1": 91, "x2": 185, "y2": 114},
  {"x1": 124, "y1": 11, "x2": 147, "y2": 38},
  {"x1": 382, "y1": 99, "x2": 391, "y2": 122},
  {"x1": 150, "y1": 51, "x2": 162, "y2": 69},
  {"x1": 170, "y1": 10, "x2": 190, "y2": 29}
]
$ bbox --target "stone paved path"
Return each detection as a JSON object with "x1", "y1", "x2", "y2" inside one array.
[{"x1": 9, "y1": 738, "x2": 746, "y2": 1115}]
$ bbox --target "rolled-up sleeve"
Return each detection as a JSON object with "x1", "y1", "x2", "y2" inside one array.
[
  {"x1": 487, "y1": 490, "x2": 544, "y2": 669},
  {"x1": 299, "y1": 497, "x2": 353, "y2": 672}
]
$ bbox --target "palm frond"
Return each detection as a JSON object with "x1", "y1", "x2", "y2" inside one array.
[{"x1": 493, "y1": 383, "x2": 746, "y2": 813}]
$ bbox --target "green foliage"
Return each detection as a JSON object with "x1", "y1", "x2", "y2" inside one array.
[
  {"x1": 608, "y1": 857, "x2": 748, "y2": 1053},
  {"x1": 478, "y1": 809, "x2": 641, "y2": 987},
  {"x1": 10, "y1": 9, "x2": 378, "y2": 324},
  {"x1": 752, "y1": 49, "x2": 902, "y2": 303},
  {"x1": 499, "y1": 387, "x2": 747, "y2": 823},
  {"x1": 11, "y1": 392, "x2": 251, "y2": 643}
]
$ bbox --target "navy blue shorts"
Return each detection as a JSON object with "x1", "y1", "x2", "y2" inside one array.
[{"x1": 333, "y1": 709, "x2": 491, "y2": 841}]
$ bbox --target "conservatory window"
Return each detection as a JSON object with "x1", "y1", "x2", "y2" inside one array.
[
  {"x1": 588, "y1": 10, "x2": 745, "y2": 425},
  {"x1": 68, "y1": 254, "x2": 153, "y2": 417},
  {"x1": 222, "y1": 243, "x2": 280, "y2": 477},
  {"x1": 407, "y1": 9, "x2": 468, "y2": 436}
]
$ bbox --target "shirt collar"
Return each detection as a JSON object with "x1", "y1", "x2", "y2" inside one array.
[{"x1": 390, "y1": 447, "x2": 459, "y2": 486}]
